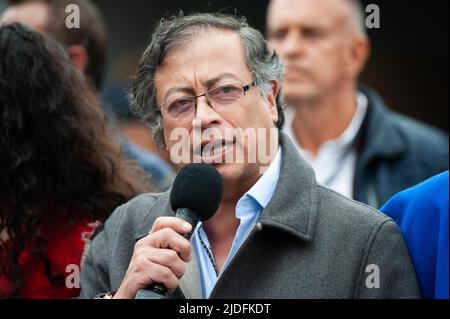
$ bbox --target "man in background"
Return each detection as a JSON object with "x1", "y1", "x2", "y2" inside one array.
[
  {"x1": 1, "y1": 0, "x2": 174, "y2": 191},
  {"x1": 267, "y1": 0, "x2": 448, "y2": 207}
]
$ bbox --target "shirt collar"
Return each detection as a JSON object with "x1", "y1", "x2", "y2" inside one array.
[
  {"x1": 336, "y1": 91, "x2": 368, "y2": 147},
  {"x1": 240, "y1": 146, "x2": 282, "y2": 212},
  {"x1": 284, "y1": 91, "x2": 368, "y2": 158}
]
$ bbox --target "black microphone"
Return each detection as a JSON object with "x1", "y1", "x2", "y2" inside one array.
[{"x1": 135, "y1": 163, "x2": 223, "y2": 299}]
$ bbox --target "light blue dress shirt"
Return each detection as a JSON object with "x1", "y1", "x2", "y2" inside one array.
[{"x1": 192, "y1": 147, "x2": 282, "y2": 298}]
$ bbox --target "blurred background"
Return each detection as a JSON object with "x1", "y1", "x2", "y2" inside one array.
[{"x1": 1, "y1": 0, "x2": 448, "y2": 137}]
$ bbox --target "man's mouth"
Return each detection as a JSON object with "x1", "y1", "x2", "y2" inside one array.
[
  {"x1": 285, "y1": 65, "x2": 310, "y2": 80},
  {"x1": 194, "y1": 139, "x2": 235, "y2": 164}
]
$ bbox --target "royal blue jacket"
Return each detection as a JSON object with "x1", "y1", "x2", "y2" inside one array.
[{"x1": 381, "y1": 171, "x2": 449, "y2": 299}]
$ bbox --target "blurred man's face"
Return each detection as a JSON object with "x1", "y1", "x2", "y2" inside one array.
[
  {"x1": 1, "y1": 2, "x2": 90, "y2": 78},
  {"x1": 0, "y1": 2, "x2": 48, "y2": 32},
  {"x1": 267, "y1": 0, "x2": 361, "y2": 105},
  {"x1": 155, "y1": 30, "x2": 279, "y2": 185}
]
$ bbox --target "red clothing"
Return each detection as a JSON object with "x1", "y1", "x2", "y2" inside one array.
[{"x1": 0, "y1": 219, "x2": 101, "y2": 299}]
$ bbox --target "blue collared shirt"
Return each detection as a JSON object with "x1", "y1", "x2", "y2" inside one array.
[{"x1": 192, "y1": 147, "x2": 282, "y2": 298}]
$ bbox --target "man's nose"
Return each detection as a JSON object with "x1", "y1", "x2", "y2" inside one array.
[
  {"x1": 194, "y1": 96, "x2": 222, "y2": 129},
  {"x1": 279, "y1": 30, "x2": 305, "y2": 59}
]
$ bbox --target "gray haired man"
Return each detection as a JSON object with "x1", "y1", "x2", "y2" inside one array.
[
  {"x1": 267, "y1": 0, "x2": 448, "y2": 207},
  {"x1": 79, "y1": 13, "x2": 419, "y2": 299}
]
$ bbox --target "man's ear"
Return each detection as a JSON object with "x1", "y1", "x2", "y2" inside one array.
[
  {"x1": 267, "y1": 80, "x2": 280, "y2": 124},
  {"x1": 67, "y1": 44, "x2": 88, "y2": 72},
  {"x1": 348, "y1": 36, "x2": 371, "y2": 78}
]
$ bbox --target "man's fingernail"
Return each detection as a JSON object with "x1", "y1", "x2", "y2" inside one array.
[{"x1": 182, "y1": 223, "x2": 192, "y2": 231}]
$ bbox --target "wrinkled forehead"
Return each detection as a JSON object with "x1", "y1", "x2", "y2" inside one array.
[
  {"x1": 268, "y1": 0, "x2": 352, "y2": 30},
  {"x1": 154, "y1": 29, "x2": 252, "y2": 93}
]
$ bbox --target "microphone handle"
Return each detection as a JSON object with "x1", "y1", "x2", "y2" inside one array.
[{"x1": 135, "y1": 208, "x2": 200, "y2": 299}]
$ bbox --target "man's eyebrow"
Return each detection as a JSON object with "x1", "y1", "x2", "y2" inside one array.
[
  {"x1": 163, "y1": 87, "x2": 193, "y2": 102},
  {"x1": 205, "y1": 73, "x2": 241, "y2": 87}
]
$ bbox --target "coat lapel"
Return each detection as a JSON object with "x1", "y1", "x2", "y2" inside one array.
[
  {"x1": 177, "y1": 244, "x2": 202, "y2": 299},
  {"x1": 259, "y1": 133, "x2": 319, "y2": 242}
]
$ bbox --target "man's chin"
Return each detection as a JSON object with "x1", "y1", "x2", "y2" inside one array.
[
  {"x1": 283, "y1": 85, "x2": 320, "y2": 105},
  {"x1": 212, "y1": 161, "x2": 240, "y2": 178},
  {"x1": 212, "y1": 162, "x2": 254, "y2": 183}
]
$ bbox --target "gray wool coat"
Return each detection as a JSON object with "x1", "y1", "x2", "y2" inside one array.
[{"x1": 79, "y1": 133, "x2": 420, "y2": 299}]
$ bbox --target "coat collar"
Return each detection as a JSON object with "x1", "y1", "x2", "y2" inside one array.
[
  {"x1": 356, "y1": 86, "x2": 407, "y2": 163},
  {"x1": 259, "y1": 133, "x2": 318, "y2": 242}
]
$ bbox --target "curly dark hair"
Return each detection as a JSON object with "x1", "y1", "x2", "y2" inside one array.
[{"x1": 0, "y1": 23, "x2": 151, "y2": 298}]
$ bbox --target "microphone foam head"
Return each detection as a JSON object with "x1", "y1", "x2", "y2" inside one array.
[{"x1": 170, "y1": 163, "x2": 223, "y2": 221}]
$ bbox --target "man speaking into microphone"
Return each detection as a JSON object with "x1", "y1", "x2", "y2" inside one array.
[{"x1": 79, "y1": 12, "x2": 419, "y2": 299}]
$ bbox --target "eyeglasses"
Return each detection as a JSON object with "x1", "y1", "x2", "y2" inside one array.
[{"x1": 157, "y1": 81, "x2": 256, "y2": 121}]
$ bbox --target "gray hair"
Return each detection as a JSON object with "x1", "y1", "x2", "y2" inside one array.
[{"x1": 130, "y1": 12, "x2": 286, "y2": 147}]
